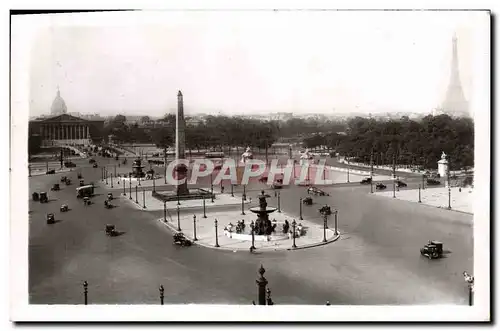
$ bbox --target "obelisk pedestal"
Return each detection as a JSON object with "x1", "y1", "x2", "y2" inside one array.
[{"x1": 175, "y1": 90, "x2": 190, "y2": 196}]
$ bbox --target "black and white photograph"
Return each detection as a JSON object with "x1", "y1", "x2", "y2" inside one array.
[{"x1": 9, "y1": 8, "x2": 491, "y2": 322}]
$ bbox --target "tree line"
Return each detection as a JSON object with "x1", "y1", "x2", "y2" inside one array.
[
  {"x1": 302, "y1": 114, "x2": 474, "y2": 171},
  {"x1": 102, "y1": 113, "x2": 474, "y2": 171}
]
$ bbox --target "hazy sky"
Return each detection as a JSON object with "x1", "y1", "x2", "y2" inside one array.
[{"x1": 27, "y1": 11, "x2": 487, "y2": 117}]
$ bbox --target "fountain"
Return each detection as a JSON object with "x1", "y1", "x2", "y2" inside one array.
[
  {"x1": 249, "y1": 191, "x2": 277, "y2": 235},
  {"x1": 240, "y1": 146, "x2": 254, "y2": 164},
  {"x1": 131, "y1": 157, "x2": 146, "y2": 178}
]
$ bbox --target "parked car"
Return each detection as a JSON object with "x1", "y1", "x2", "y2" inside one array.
[
  {"x1": 32, "y1": 192, "x2": 39, "y2": 201},
  {"x1": 46, "y1": 169, "x2": 55, "y2": 175},
  {"x1": 51, "y1": 183, "x2": 60, "y2": 191},
  {"x1": 60, "y1": 176, "x2": 67, "y2": 182},
  {"x1": 92, "y1": 163, "x2": 98, "y2": 168},
  {"x1": 375, "y1": 183, "x2": 387, "y2": 190},
  {"x1": 302, "y1": 197, "x2": 313, "y2": 205},
  {"x1": 427, "y1": 178, "x2": 441, "y2": 186},
  {"x1": 39, "y1": 192, "x2": 48, "y2": 203},
  {"x1": 396, "y1": 180, "x2": 407, "y2": 188},
  {"x1": 420, "y1": 240, "x2": 444, "y2": 259},
  {"x1": 46, "y1": 213, "x2": 55, "y2": 224},
  {"x1": 64, "y1": 161, "x2": 76, "y2": 168},
  {"x1": 360, "y1": 178, "x2": 372, "y2": 184},
  {"x1": 89, "y1": 159, "x2": 96, "y2": 164},
  {"x1": 60, "y1": 204, "x2": 69, "y2": 212}
]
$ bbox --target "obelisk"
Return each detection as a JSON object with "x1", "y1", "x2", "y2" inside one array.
[{"x1": 175, "y1": 90, "x2": 189, "y2": 195}]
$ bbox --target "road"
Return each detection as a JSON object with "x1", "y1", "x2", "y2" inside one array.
[{"x1": 28, "y1": 155, "x2": 473, "y2": 305}]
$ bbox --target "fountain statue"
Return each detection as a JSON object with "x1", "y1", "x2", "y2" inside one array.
[
  {"x1": 240, "y1": 146, "x2": 254, "y2": 164},
  {"x1": 249, "y1": 191, "x2": 277, "y2": 235},
  {"x1": 131, "y1": 157, "x2": 146, "y2": 178},
  {"x1": 300, "y1": 148, "x2": 313, "y2": 166}
]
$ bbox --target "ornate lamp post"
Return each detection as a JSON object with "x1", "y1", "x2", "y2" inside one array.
[
  {"x1": 83, "y1": 281, "x2": 88, "y2": 305},
  {"x1": 129, "y1": 175, "x2": 132, "y2": 199},
  {"x1": 256, "y1": 265, "x2": 268, "y2": 305},
  {"x1": 277, "y1": 191, "x2": 281, "y2": 213},
  {"x1": 418, "y1": 184, "x2": 422, "y2": 203},
  {"x1": 193, "y1": 215, "x2": 198, "y2": 241},
  {"x1": 105, "y1": 169, "x2": 108, "y2": 185},
  {"x1": 231, "y1": 184, "x2": 234, "y2": 197},
  {"x1": 153, "y1": 175, "x2": 156, "y2": 193},
  {"x1": 214, "y1": 218, "x2": 220, "y2": 247},
  {"x1": 135, "y1": 185, "x2": 138, "y2": 204},
  {"x1": 393, "y1": 177, "x2": 396, "y2": 198},
  {"x1": 291, "y1": 219, "x2": 297, "y2": 249},
  {"x1": 142, "y1": 188, "x2": 146, "y2": 209},
  {"x1": 159, "y1": 285, "x2": 164, "y2": 305},
  {"x1": 463, "y1": 271, "x2": 474, "y2": 306},
  {"x1": 203, "y1": 198, "x2": 207, "y2": 218},
  {"x1": 176, "y1": 205, "x2": 181, "y2": 231},
  {"x1": 241, "y1": 195, "x2": 246, "y2": 215},
  {"x1": 250, "y1": 220, "x2": 256, "y2": 251},
  {"x1": 322, "y1": 213, "x2": 328, "y2": 242},
  {"x1": 299, "y1": 198, "x2": 303, "y2": 220},
  {"x1": 177, "y1": 192, "x2": 180, "y2": 206},
  {"x1": 448, "y1": 186, "x2": 452, "y2": 210},
  {"x1": 110, "y1": 173, "x2": 113, "y2": 188},
  {"x1": 243, "y1": 184, "x2": 247, "y2": 201},
  {"x1": 334, "y1": 209, "x2": 339, "y2": 235},
  {"x1": 163, "y1": 201, "x2": 167, "y2": 222},
  {"x1": 123, "y1": 177, "x2": 126, "y2": 195}
]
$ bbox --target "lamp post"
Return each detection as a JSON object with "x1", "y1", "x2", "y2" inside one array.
[
  {"x1": 322, "y1": 212, "x2": 328, "y2": 243},
  {"x1": 105, "y1": 169, "x2": 108, "y2": 185},
  {"x1": 334, "y1": 209, "x2": 338, "y2": 235},
  {"x1": 163, "y1": 201, "x2": 167, "y2": 222},
  {"x1": 299, "y1": 198, "x2": 303, "y2": 220},
  {"x1": 214, "y1": 218, "x2": 220, "y2": 247},
  {"x1": 159, "y1": 285, "x2": 164, "y2": 305},
  {"x1": 241, "y1": 195, "x2": 246, "y2": 215},
  {"x1": 83, "y1": 281, "x2": 88, "y2": 305},
  {"x1": 111, "y1": 173, "x2": 113, "y2": 188},
  {"x1": 210, "y1": 172, "x2": 213, "y2": 195},
  {"x1": 193, "y1": 215, "x2": 198, "y2": 241},
  {"x1": 256, "y1": 265, "x2": 268, "y2": 305},
  {"x1": 277, "y1": 191, "x2": 281, "y2": 213},
  {"x1": 153, "y1": 175, "x2": 156, "y2": 193},
  {"x1": 393, "y1": 178, "x2": 396, "y2": 198},
  {"x1": 176, "y1": 205, "x2": 181, "y2": 231},
  {"x1": 114, "y1": 164, "x2": 117, "y2": 177},
  {"x1": 134, "y1": 185, "x2": 138, "y2": 203},
  {"x1": 448, "y1": 186, "x2": 452, "y2": 210},
  {"x1": 243, "y1": 184, "x2": 247, "y2": 201},
  {"x1": 143, "y1": 188, "x2": 146, "y2": 209},
  {"x1": 138, "y1": 173, "x2": 141, "y2": 186},
  {"x1": 291, "y1": 219, "x2": 297, "y2": 249},
  {"x1": 123, "y1": 177, "x2": 126, "y2": 195},
  {"x1": 129, "y1": 175, "x2": 132, "y2": 199},
  {"x1": 463, "y1": 271, "x2": 474, "y2": 306},
  {"x1": 418, "y1": 184, "x2": 422, "y2": 203},
  {"x1": 250, "y1": 221, "x2": 256, "y2": 251},
  {"x1": 231, "y1": 184, "x2": 234, "y2": 197},
  {"x1": 203, "y1": 198, "x2": 207, "y2": 218},
  {"x1": 177, "y1": 192, "x2": 180, "y2": 206},
  {"x1": 422, "y1": 174, "x2": 426, "y2": 190}
]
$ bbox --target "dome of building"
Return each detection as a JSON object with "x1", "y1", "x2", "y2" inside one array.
[{"x1": 50, "y1": 88, "x2": 67, "y2": 115}]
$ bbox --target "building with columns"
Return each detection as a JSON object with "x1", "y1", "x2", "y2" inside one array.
[{"x1": 29, "y1": 89, "x2": 104, "y2": 146}]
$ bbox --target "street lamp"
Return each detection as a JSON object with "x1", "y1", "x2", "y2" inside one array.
[
  {"x1": 463, "y1": 271, "x2": 474, "y2": 306},
  {"x1": 322, "y1": 212, "x2": 327, "y2": 243},
  {"x1": 83, "y1": 281, "x2": 88, "y2": 305},
  {"x1": 110, "y1": 173, "x2": 113, "y2": 188},
  {"x1": 243, "y1": 184, "x2": 247, "y2": 201},
  {"x1": 135, "y1": 185, "x2": 138, "y2": 204},
  {"x1": 153, "y1": 175, "x2": 156, "y2": 193},
  {"x1": 291, "y1": 219, "x2": 297, "y2": 249},
  {"x1": 143, "y1": 188, "x2": 146, "y2": 209},
  {"x1": 159, "y1": 285, "x2": 164, "y2": 305},
  {"x1": 334, "y1": 209, "x2": 338, "y2": 235},
  {"x1": 299, "y1": 198, "x2": 303, "y2": 220},
  {"x1": 418, "y1": 184, "x2": 422, "y2": 203},
  {"x1": 193, "y1": 215, "x2": 198, "y2": 241},
  {"x1": 448, "y1": 186, "x2": 452, "y2": 210},
  {"x1": 241, "y1": 195, "x2": 246, "y2": 215},
  {"x1": 277, "y1": 191, "x2": 281, "y2": 213},
  {"x1": 203, "y1": 198, "x2": 207, "y2": 218},
  {"x1": 231, "y1": 184, "x2": 234, "y2": 197},
  {"x1": 129, "y1": 175, "x2": 132, "y2": 199},
  {"x1": 214, "y1": 218, "x2": 220, "y2": 248},
  {"x1": 163, "y1": 201, "x2": 167, "y2": 222},
  {"x1": 176, "y1": 205, "x2": 181, "y2": 231},
  {"x1": 250, "y1": 220, "x2": 256, "y2": 251}
]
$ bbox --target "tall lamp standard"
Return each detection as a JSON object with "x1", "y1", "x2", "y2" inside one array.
[
  {"x1": 250, "y1": 221, "x2": 256, "y2": 251},
  {"x1": 463, "y1": 271, "x2": 474, "y2": 306},
  {"x1": 129, "y1": 175, "x2": 132, "y2": 199},
  {"x1": 291, "y1": 219, "x2": 297, "y2": 249},
  {"x1": 214, "y1": 218, "x2": 220, "y2": 248},
  {"x1": 299, "y1": 198, "x2": 303, "y2": 220},
  {"x1": 193, "y1": 215, "x2": 198, "y2": 241},
  {"x1": 176, "y1": 205, "x2": 181, "y2": 231}
]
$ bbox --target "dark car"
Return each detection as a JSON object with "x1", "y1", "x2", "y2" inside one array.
[
  {"x1": 46, "y1": 169, "x2": 55, "y2": 175},
  {"x1": 60, "y1": 176, "x2": 67, "y2": 182},
  {"x1": 39, "y1": 192, "x2": 48, "y2": 203},
  {"x1": 64, "y1": 161, "x2": 76, "y2": 168},
  {"x1": 427, "y1": 178, "x2": 441, "y2": 186},
  {"x1": 89, "y1": 159, "x2": 96, "y2": 164},
  {"x1": 420, "y1": 240, "x2": 444, "y2": 259},
  {"x1": 360, "y1": 178, "x2": 372, "y2": 184},
  {"x1": 51, "y1": 183, "x2": 60, "y2": 191},
  {"x1": 396, "y1": 180, "x2": 407, "y2": 188},
  {"x1": 376, "y1": 183, "x2": 387, "y2": 190},
  {"x1": 46, "y1": 213, "x2": 55, "y2": 224},
  {"x1": 92, "y1": 163, "x2": 98, "y2": 168}
]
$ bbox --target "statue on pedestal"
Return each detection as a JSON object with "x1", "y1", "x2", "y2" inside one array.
[{"x1": 240, "y1": 147, "x2": 254, "y2": 164}]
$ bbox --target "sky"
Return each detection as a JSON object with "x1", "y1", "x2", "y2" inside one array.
[{"x1": 26, "y1": 10, "x2": 488, "y2": 117}]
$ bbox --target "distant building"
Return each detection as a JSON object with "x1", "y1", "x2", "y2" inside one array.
[{"x1": 29, "y1": 89, "x2": 104, "y2": 146}]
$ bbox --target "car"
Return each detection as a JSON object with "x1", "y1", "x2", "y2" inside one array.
[
  {"x1": 107, "y1": 193, "x2": 113, "y2": 200},
  {"x1": 427, "y1": 178, "x2": 441, "y2": 186},
  {"x1": 60, "y1": 204, "x2": 69, "y2": 212},
  {"x1": 307, "y1": 186, "x2": 329, "y2": 196},
  {"x1": 396, "y1": 180, "x2": 407, "y2": 188},
  {"x1": 39, "y1": 192, "x2": 48, "y2": 203},
  {"x1": 104, "y1": 200, "x2": 113, "y2": 209},
  {"x1": 360, "y1": 178, "x2": 372, "y2": 184},
  {"x1": 60, "y1": 176, "x2": 67, "y2": 182},
  {"x1": 65, "y1": 178, "x2": 72, "y2": 185},
  {"x1": 92, "y1": 163, "x2": 98, "y2": 168},
  {"x1": 32, "y1": 192, "x2": 39, "y2": 201},
  {"x1": 64, "y1": 161, "x2": 76, "y2": 168},
  {"x1": 420, "y1": 240, "x2": 444, "y2": 259},
  {"x1": 46, "y1": 169, "x2": 55, "y2": 175},
  {"x1": 302, "y1": 197, "x2": 313, "y2": 205},
  {"x1": 375, "y1": 183, "x2": 387, "y2": 190},
  {"x1": 83, "y1": 197, "x2": 91, "y2": 206},
  {"x1": 89, "y1": 159, "x2": 96, "y2": 164},
  {"x1": 105, "y1": 224, "x2": 118, "y2": 236},
  {"x1": 115, "y1": 156, "x2": 119, "y2": 160},
  {"x1": 46, "y1": 213, "x2": 55, "y2": 224},
  {"x1": 50, "y1": 183, "x2": 60, "y2": 191}
]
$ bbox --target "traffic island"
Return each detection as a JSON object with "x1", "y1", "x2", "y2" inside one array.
[{"x1": 155, "y1": 209, "x2": 340, "y2": 252}]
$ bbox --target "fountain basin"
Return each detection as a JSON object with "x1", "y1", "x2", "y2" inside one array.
[
  {"x1": 249, "y1": 206, "x2": 277, "y2": 213},
  {"x1": 223, "y1": 231, "x2": 289, "y2": 242}
]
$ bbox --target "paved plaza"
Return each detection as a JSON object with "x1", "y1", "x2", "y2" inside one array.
[
  {"x1": 375, "y1": 186, "x2": 473, "y2": 214},
  {"x1": 28, "y1": 155, "x2": 474, "y2": 305}
]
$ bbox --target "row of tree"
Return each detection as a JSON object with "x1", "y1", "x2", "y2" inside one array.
[
  {"x1": 302, "y1": 114, "x2": 474, "y2": 170},
  {"x1": 102, "y1": 113, "x2": 474, "y2": 171}
]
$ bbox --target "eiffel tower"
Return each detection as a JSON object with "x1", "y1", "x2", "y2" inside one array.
[{"x1": 440, "y1": 34, "x2": 469, "y2": 117}]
